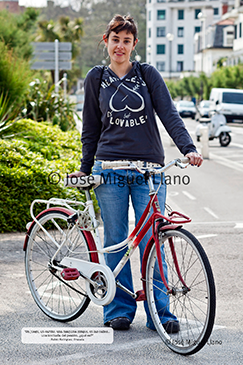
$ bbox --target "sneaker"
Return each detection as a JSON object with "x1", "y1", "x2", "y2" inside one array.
[
  {"x1": 146, "y1": 320, "x2": 180, "y2": 334},
  {"x1": 105, "y1": 317, "x2": 131, "y2": 330},
  {"x1": 162, "y1": 320, "x2": 180, "y2": 334}
]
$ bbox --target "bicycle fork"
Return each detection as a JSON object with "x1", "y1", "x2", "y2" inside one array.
[{"x1": 154, "y1": 223, "x2": 191, "y2": 295}]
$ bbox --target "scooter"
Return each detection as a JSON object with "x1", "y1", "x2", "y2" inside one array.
[{"x1": 195, "y1": 110, "x2": 231, "y2": 147}]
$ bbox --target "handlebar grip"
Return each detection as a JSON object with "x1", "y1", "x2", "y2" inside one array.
[{"x1": 180, "y1": 157, "x2": 190, "y2": 164}]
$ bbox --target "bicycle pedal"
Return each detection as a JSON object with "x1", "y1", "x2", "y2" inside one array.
[
  {"x1": 61, "y1": 268, "x2": 80, "y2": 281},
  {"x1": 135, "y1": 290, "x2": 146, "y2": 301}
]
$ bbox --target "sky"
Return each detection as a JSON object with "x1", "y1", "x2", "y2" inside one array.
[
  {"x1": 18, "y1": 1, "x2": 72, "y2": 8},
  {"x1": 19, "y1": 0, "x2": 48, "y2": 7}
]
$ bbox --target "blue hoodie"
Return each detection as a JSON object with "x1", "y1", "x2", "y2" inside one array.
[{"x1": 81, "y1": 61, "x2": 197, "y2": 174}]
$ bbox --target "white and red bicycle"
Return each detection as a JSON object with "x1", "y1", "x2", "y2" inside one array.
[{"x1": 24, "y1": 158, "x2": 216, "y2": 355}]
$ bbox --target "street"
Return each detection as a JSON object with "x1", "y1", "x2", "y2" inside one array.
[{"x1": 0, "y1": 118, "x2": 243, "y2": 364}]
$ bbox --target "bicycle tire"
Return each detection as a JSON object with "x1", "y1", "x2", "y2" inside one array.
[
  {"x1": 145, "y1": 228, "x2": 216, "y2": 355},
  {"x1": 25, "y1": 208, "x2": 96, "y2": 322}
]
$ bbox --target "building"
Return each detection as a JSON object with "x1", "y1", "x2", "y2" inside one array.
[
  {"x1": 194, "y1": 16, "x2": 235, "y2": 75},
  {"x1": 222, "y1": 0, "x2": 243, "y2": 66},
  {"x1": 146, "y1": 0, "x2": 235, "y2": 79},
  {"x1": 0, "y1": 0, "x2": 23, "y2": 13},
  {"x1": 194, "y1": 0, "x2": 243, "y2": 75}
]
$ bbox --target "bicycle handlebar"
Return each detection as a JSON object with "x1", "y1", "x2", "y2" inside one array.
[
  {"x1": 101, "y1": 157, "x2": 190, "y2": 174},
  {"x1": 64, "y1": 158, "x2": 189, "y2": 189}
]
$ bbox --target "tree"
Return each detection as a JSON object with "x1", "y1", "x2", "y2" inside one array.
[
  {"x1": 0, "y1": 8, "x2": 39, "y2": 60},
  {"x1": 38, "y1": 0, "x2": 146, "y2": 77},
  {"x1": 77, "y1": 0, "x2": 146, "y2": 74},
  {"x1": 36, "y1": 15, "x2": 84, "y2": 86}
]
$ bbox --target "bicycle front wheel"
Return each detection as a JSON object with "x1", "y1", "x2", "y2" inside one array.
[
  {"x1": 25, "y1": 209, "x2": 95, "y2": 322},
  {"x1": 146, "y1": 228, "x2": 216, "y2": 355}
]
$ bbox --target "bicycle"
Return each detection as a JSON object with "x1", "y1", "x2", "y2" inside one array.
[{"x1": 24, "y1": 157, "x2": 216, "y2": 355}]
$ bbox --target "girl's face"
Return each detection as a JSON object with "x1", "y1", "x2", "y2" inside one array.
[{"x1": 103, "y1": 30, "x2": 138, "y2": 66}]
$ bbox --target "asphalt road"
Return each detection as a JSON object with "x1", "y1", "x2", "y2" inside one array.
[{"x1": 0, "y1": 118, "x2": 243, "y2": 364}]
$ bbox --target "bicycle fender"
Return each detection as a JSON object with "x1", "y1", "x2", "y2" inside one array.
[
  {"x1": 141, "y1": 237, "x2": 154, "y2": 296},
  {"x1": 23, "y1": 207, "x2": 99, "y2": 263}
]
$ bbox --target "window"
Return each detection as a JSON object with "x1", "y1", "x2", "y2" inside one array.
[
  {"x1": 148, "y1": 28, "x2": 151, "y2": 38},
  {"x1": 156, "y1": 61, "x2": 165, "y2": 71},
  {"x1": 195, "y1": 26, "x2": 201, "y2": 34},
  {"x1": 225, "y1": 29, "x2": 234, "y2": 46},
  {"x1": 178, "y1": 27, "x2": 184, "y2": 37},
  {"x1": 235, "y1": 24, "x2": 237, "y2": 39},
  {"x1": 240, "y1": 23, "x2": 242, "y2": 38},
  {"x1": 222, "y1": 92, "x2": 243, "y2": 104},
  {"x1": 157, "y1": 0, "x2": 166, "y2": 2},
  {"x1": 178, "y1": 10, "x2": 184, "y2": 20},
  {"x1": 157, "y1": 27, "x2": 166, "y2": 37},
  {"x1": 148, "y1": 10, "x2": 151, "y2": 21},
  {"x1": 157, "y1": 10, "x2": 166, "y2": 20},
  {"x1": 178, "y1": 44, "x2": 184, "y2": 54},
  {"x1": 213, "y1": 8, "x2": 219, "y2": 16},
  {"x1": 195, "y1": 9, "x2": 201, "y2": 20},
  {"x1": 177, "y1": 61, "x2": 183, "y2": 72},
  {"x1": 157, "y1": 44, "x2": 165, "y2": 54}
]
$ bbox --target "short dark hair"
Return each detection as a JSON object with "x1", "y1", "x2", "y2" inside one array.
[{"x1": 104, "y1": 14, "x2": 138, "y2": 42}]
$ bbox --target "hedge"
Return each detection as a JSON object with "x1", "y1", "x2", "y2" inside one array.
[{"x1": 0, "y1": 119, "x2": 98, "y2": 233}]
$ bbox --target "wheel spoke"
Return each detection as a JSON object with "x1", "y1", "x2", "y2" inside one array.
[
  {"x1": 25, "y1": 210, "x2": 92, "y2": 321},
  {"x1": 146, "y1": 228, "x2": 215, "y2": 355}
]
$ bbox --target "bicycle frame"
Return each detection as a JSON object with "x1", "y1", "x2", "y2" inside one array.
[
  {"x1": 104, "y1": 175, "x2": 191, "y2": 297},
  {"x1": 25, "y1": 158, "x2": 191, "y2": 301}
]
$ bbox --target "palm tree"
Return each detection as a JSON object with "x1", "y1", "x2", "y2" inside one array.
[{"x1": 36, "y1": 16, "x2": 84, "y2": 85}]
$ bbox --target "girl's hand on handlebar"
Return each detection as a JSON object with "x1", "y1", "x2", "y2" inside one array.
[
  {"x1": 185, "y1": 152, "x2": 203, "y2": 167},
  {"x1": 68, "y1": 171, "x2": 87, "y2": 178}
]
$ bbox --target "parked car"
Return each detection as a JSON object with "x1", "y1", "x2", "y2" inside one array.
[
  {"x1": 176, "y1": 100, "x2": 196, "y2": 119},
  {"x1": 197, "y1": 100, "x2": 210, "y2": 118}
]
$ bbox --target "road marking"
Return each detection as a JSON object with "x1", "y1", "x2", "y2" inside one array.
[
  {"x1": 234, "y1": 222, "x2": 243, "y2": 228},
  {"x1": 204, "y1": 207, "x2": 219, "y2": 219},
  {"x1": 231, "y1": 142, "x2": 243, "y2": 149},
  {"x1": 168, "y1": 191, "x2": 179, "y2": 197},
  {"x1": 196, "y1": 234, "x2": 217, "y2": 239},
  {"x1": 210, "y1": 152, "x2": 243, "y2": 172},
  {"x1": 182, "y1": 191, "x2": 196, "y2": 200}
]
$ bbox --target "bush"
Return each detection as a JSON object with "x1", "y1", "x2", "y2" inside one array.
[
  {"x1": 0, "y1": 41, "x2": 33, "y2": 120},
  {"x1": 0, "y1": 119, "x2": 98, "y2": 233},
  {"x1": 20, "y1": 78, "x2": 79, "y2": 131}
]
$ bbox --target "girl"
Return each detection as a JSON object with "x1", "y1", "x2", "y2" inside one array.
[{"x1": 71, "y1": 14, "x2": 203, "y2": 331}]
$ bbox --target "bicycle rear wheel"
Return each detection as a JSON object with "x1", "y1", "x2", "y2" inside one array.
[
  {"x1": 25, "y1": 209, "x2": 95, "y2": 322},
  {"x1": 146, "y1": 228, "x2": 216, "y2": 355}
]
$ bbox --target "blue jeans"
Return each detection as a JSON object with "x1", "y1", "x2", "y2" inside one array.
[{"x1": 93, "y1": 160, "x2": 177, "y2": 327}]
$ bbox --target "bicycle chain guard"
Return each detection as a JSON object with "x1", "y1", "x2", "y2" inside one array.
[
  {"x1": 60, "y1": 257, "x2": 116, "y2": 306},
  {"x1": 86, "y1": 265, "x2": 116, "y2": 306}
]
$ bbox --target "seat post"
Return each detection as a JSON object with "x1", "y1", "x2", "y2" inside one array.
[
  {"x1": 84, "y1": 189, "x2": 92, "y2": 201},
  {"x1": 77, "y1": 188, "x2": 92, "y2": 202}
]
